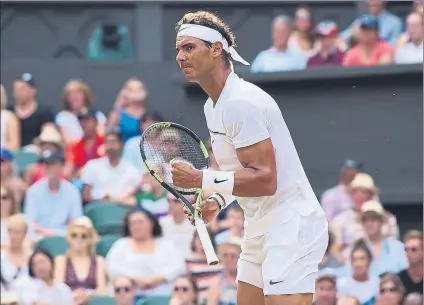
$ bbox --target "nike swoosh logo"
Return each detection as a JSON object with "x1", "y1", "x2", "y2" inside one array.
[
  {"x1": 214, "y1": 178, "x2": 228, "y2": 183},
  {"x1": 269, "y1": 280, "x2": 285, "y2": 285}
]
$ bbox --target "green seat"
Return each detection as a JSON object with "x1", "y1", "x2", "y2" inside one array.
[
  {"x1": 14, "y1": 151, "x2": 39, "y2": 176},
  {"x1": 36, "y1": 236, "x2": 68, "y2": 258},
  {"x1": 87, "y1": 296, "x2": 117, "y2": 305},
  {"x1": 84, "y1": 202, "x2": 130, "y2": 235},
  {"x1": 138, "y1": 296, "x2": 171, "y2": 305},
  {"x1": 96, "y1": 234, "x2": 120, "y2": 257}
]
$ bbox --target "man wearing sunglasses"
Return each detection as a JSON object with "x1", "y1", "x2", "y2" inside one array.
[
  {"x1": 113, "y1": 276, "x2": 136, "y2": 305},
  {"x1": 397, "y1": 230, "x2": 423, "y2": 295}
]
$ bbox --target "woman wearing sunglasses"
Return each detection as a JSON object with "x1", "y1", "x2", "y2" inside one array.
[
  {"x1": 54, "y1": 216, "x2": 107, "y2": 305},
  {"x1": 288, "y1": 6, "x2": 317, "y2": 56},
  {"x1": 169, "y1": 275, "x2": 199, "y2": 305},
  {"x1": 375, "y1": 274, "x2": 405, "y2": 305}
]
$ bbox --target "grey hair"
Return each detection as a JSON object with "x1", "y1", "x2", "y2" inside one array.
[{"x1": 272, "y1": 15, "x2": 292, "y2": 27}]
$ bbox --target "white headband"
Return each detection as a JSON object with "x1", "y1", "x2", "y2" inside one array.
[{"x1": 177, "y1": 24, "x2": 250, "y2": 66}]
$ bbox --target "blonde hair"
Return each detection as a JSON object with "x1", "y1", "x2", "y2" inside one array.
[
  {"x1": 218, "y1": 238, "x2": 242, "y2": 259},
  {"x1": 6, "y1": 214, "x2": 28, "y2": 232},
  {"x1": 379, "y1": 274, "x2": 405, "y2": 295},
  {"x1": 403, "y1": 230, "x2": 423, "y2": 244},
  {"x1": 0, "y1": 84, "x2": 7, "y2": 109},
  {"x1": 61, "y1": 79, "x2": 93, "y2": 110},
  {"x1": 66, "y1": 216, "x2": 99, "y2": 257},
  {"x1": 1, "y1": 185, "x2": 19, "y2": 215}
]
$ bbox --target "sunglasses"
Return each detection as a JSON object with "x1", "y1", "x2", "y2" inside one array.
[
  {"x1": 71, "y1": 232, "x2": 88, "y2": 239},
  {"x1": 380, "y1": 287, "x2": 397, "y2": 293},
  {"x1": 174, "y1": 286, "x2": 190, "y2": 292},
  {"x1": 405, "y1": 247, "x2": 418, "y2": 252},
  {"x1": 296, "y1": 13, "x2": 311, "y2": 20},
  {"x1": 114, "y1": 286, "x2": 131, "y2": 293}
]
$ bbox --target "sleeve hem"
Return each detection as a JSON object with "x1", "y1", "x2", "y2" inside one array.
[{"x1": 233, "y1": 133, "x2": 270, "y2": 149}]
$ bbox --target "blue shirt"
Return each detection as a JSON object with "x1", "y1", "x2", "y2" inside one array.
[
  {"x1": 24, "y1": 178, "x2": 83, "y2": 236},
  {"x1": 341, "y1": 10, "x2": 402, "y2": 45},
  {"x1": 119, "y1": 110, "x2": 141, "y2": 143},
  {"x1": 122, "y1": 135, "x2": 146, "y2": 174},
  {"x1": 250, "y1": 48, "x2": 307, "y2": 73}
]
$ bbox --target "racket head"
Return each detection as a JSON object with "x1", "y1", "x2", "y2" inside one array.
[{"x1": 139, "y1": 122, "x2": 210, "y2": 195}]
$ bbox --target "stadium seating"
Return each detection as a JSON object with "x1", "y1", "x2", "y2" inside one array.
[
  {"x1": 137, "y1": 296, "x2": 171, "y2": 305},
  {"x1": 36, "y1": 236, "x2": 68, "y2": 258},
  {"x1": 87, "y1": 296, "x2": 117, "y2": 305},
  {"x1": 13, "y1": 151, "x2": 39, "y2": 176},
  {"x1": 84, "y1": 202, "x2": 131, "y2": 235},
  {"x1": 96, "y1": 234, "x2": 120, "y2": 257}
]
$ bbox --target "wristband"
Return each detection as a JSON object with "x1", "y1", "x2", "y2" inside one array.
[
  {"x1": 202, "y1": 170, "x2": 235, "y2": 195},
  {"x1": 208, "y1": 193, "x2": 226, "y2": 211}
]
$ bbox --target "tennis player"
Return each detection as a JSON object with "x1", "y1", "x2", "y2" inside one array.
[{"x1": 171, "y1": 11, "x2": 328, "y2": 305}]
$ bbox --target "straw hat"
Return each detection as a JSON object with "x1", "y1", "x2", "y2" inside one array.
[
  {"x1": 34, "y1": 125, "x2": 64, "y2": 147},
  {"x1": 360, "y1": 200, "x2": 387, "y2": 222},
  {"x1": 348, "y1": 173, "x2": 379, "y2": 194}
]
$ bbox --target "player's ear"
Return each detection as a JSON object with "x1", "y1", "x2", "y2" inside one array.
[{"x1": 211, "y1": 42, "x2": 223, "y2": 58}]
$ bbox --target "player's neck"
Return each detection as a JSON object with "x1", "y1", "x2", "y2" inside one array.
[{"x1": 199, "y1": 68, "x2": 232, "y2": 104}]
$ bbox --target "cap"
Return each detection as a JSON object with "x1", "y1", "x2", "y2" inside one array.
[
  {"x1": 343, "y1": 159, "x2": 363, "y2": 170},
  {"x1": 359, "y1": 14, "x2": 379, "y2": 30},
  {"x1": 316, "y1": 269, "x2": 337, "y2": 284},
  {"x1": 16, "y1": 72, "x2": 36, "y2": 88},
  {"x1": 349, "y1": 173, "x2": 379, "y2": 194},
  {"x1": 77, "y1": 107, "x2": 97, "y2": 120},
  {"x1": 360, "y1": 200, "x2": 387, "y2": 221},
  {"x1": 316, "y1": 21, "x2": 339, "y2": 37},
  {"x1": 40, "y1": 150, "x2": 65, "y2": 164},
  {"x1": 0, "y1": 147, "x2": 13, "y2": 161}
]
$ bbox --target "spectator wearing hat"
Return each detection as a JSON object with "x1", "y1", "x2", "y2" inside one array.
[
  {"x1": 1, "y1": 84, "x2": 20, "y2": 151},
  {"x1": 307, "y1": 21, "x2": 345, "y2": 68},
  {"x1": 331, "y1": 173, "x2": 399, "y2": 254},
  {"x1": 321, "y1": 159, "x2": 362, "y2": 222},
  {"x1": 343, "y1": 14, "x2": 395, "y2": 67},
  {"x1": 395, "y1": 12, "x2": 423, "y2": 64},
  {"x1": 24, "y1": 150, "x2": 83, "y2": 239},
  {"x1": 56, "y1": 80, "x2": 107, "y2": 144},
  {"x1": 81, "y1": 129, "x2": 140, "y2": 205},
  {"x1": 341, "y1": 0, "x2": 402, "y2": 45},
  {"x1": 8, "y1": 73, "x2": 55, "y2": 148},
  {"x1": 65, "y1": 107, "x2": 105, "y2": 179},
  {"x1": 397, "y1": 230, "x2": 423, "y2": 295},
  {"x1": 24, "y1": 125, "x2": 67, "y2": 185},
  {"x1": 0, "y1": 148, "x2": 27, "y2": 205},
  {"x1": 312, "y1": 270, "x2": 338, "y2": 305}
]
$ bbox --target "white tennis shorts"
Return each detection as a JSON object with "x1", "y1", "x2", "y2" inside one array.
[{"x1": 236, "y1": 199, "x2": 328, "y2": 296}]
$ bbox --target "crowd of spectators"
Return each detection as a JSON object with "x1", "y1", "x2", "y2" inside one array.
[
  {"x1": 250, "y1": 0, "x2": 423, "y2": 73},
  {"x1": 0, "y1": 1, "x2": 422, "y2": 305}
]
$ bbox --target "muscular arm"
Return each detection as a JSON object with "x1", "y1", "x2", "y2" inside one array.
[{"x1": 233, "y1": 138, "x2": 277, "y2": 197}]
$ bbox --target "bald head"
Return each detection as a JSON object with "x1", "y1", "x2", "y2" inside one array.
[
  {"x1": 407, "y1": 12, "x2": 423, "y2": 43},
  {"x1": 403, "y1": 293, "x2": 423, "y2": 305}
]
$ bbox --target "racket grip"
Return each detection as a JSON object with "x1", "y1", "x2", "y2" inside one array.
[{"x1": 194, "y1": 219, "x2": 219, "y2": 265}]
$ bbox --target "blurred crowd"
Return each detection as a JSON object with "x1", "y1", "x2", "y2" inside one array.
[
  {"x1": 250, "y1": 0, "x2": 423, "y2": 72},
  {"x1": 0, "y1": 1, "x2": 423, "y2": 305}
]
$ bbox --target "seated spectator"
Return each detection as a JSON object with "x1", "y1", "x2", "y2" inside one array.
[
  {"x1": 319, "y1": 231, "x2": 343, "y2": 271},
  {"x1": 289, "y1": 6, "x2": 317, "y2": 56},
  {"x1": 122, "y1": 112, "x2": 163, "y2": 174},
  {"x1": 251, "y1": 15, "x2": 306, "y2": 73},
  {"x1": 24, "y1": 126, "x2": 66, "y2": 185},
  {"x1": 0, "y1": 148, "x2": 27, "y2": 205},
  {"x1": 56, "y1": 80, "x2": 106, "y2": 144},
  {"x1": 135, "y1": 166, "x2": 169, "y2": 216},
  {"x1": 375, "y1": 274, "x2": 405, "y2": 305},
  {"x1": 307, "y1": 21, "x2": 345, "y2": 68},
  {"x1": 402, "y1": 293, "x2": 423, "y2": 305},
  {"x1": 337, "y1": 296, "x2": 360, "y2": 305},
  {"x1": 159, "y1": 194, "x2": 195, "y2": 256},
  {"x1": 205, "y1": 238, "x2": 240, "y2": 305},
  {"x1": 186, "y1": 230, "x2": 222, "y2": 300},
  {"x1": 321, "y1": 160, "x2": 362, "y2": 223},
  {"x1": 14, "y1": 249, "x2": 73, "y2": 305},
  {"x1": 106, "y1": 208, "x2": 185, "y2": 299},
  {"x1": 54, "y1": 217, "x2": 107, "y2": 304},
  {"x1": 313, "y1": 270, "x2": 338, "y2": 305},
  {"x1": 1, "y1": 85, "x2": 20, "y2": 151},
  {"x1": 169, "y1": 275, "x2": 199, "y2": 305},
  {"x1": 112, "y1": 276, "x2": 137, "y2": 305},
  {"x1": 343, "y1": 15, "x2": 395, "y2": 67},
  {"x1": 341, "y1": 0, "x2": 402, "y2": 45},
  {"x1": 215, "y1": 204, "x2": 244, "y2": 246},
  {"x1": 9, "y1": 73, "x2": 55, "y2": 149},
  {"x1": 24, "y1": 151, "x2": 83, "y2": 239},
  {"x1": 108, "y1": 78, "x2": 147, "y2": 143},
  {"x1": 395, "y1": 12, "x2": 423, "y2": 64},
  {"x1": 331, "y1": 173, "x2": 398, "y2": 253},
  {"x1": 65, "y1": 107, "x2": 105, "y2": 179},
  {"x1": 397, "y1": 230, "x2": 423, "y2": 294},
  {"x1": 0, "y1": 215, "x2": 32, "y2": 283},
  {"x1": 81, "y1": 129, "x2": 140, "y2": 205},
  {"x1": 337, "y1": 241, "x2": 379, "y2": 305}
]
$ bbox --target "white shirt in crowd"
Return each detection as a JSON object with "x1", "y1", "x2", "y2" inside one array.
[
  {"x1": 55, "y1": 110, "x2": 107, "y2": 140},
  {"x1": 14, "y1": 277, "x2": 73, "y2": 305},
  {"x1": 159, "y1": 215, "x2": 195, "y2": 256},
  {"x1": 204, "y1": 72, "x2": 324, "y2": 237},
  {"x1": 81, "y1": 157, "x2": 140, "y2": 200},
  {"x1": 337, "y1": 276, "x2": 379, "y2": 304},
  {"x1": 106, "y1": 237, "x2": 186, "y2": 297},
  {"x1": 0, "y1": 250, "x2": 29, "y2": 283},
  {"x1": 395, "y1": 42, "x2": 423, "y2": 64}
]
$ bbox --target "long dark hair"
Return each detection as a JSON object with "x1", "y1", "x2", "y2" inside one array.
[
  {"x1": 351, "y1": 239, "x2": 373, "y2": 262},
  {"x1": 28, "y1": 249, "x2": 55, "y2": 279},
  {"x1": 123, "y1": 207, "x2": 163, "y2": 238}
]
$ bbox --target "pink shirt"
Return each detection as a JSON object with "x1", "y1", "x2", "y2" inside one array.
[{"x1": 343, "y1": 41, "x2": 394, "y2": 67}]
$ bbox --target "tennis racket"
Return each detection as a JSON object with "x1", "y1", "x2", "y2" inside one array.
[{"x1": 139, "y1": 122, "x2": 219, "y2": 265}]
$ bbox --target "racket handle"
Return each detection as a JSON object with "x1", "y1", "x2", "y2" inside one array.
[{"x1": 194, "y1": 219, "x2": 219, "y2": 265}]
